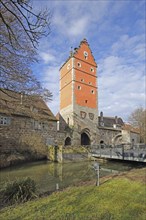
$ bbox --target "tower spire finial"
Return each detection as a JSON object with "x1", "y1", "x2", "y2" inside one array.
[{"x1": 70, "y1": 46, "x2": 73, "y2": 56}]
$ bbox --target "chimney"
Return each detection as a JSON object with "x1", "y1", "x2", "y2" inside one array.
[
  {"x1": 115, "y1": 116, "x2": 118, "y2": 124},
  {"x1": 100, "y1": 111, "x2": 103, "y2": 122},
  {"x1": 20, "y1": 91, "x2": 25, "y2": 105},
  {"x1": 20, "y1": 92, "x2": 23, "y2": 105}
]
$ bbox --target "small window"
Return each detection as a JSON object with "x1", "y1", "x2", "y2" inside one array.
[
  {"x1": 0, "y1": 116, "x2": 10, "y2": 125},
  {"x1": 91, "y1": 90, "x2": 94, "y2": 94},
  {"x1": 67, "y1": 64, "x2": 70, "y2": 70},
  {"x1": 84, "y1": 51, "x2": 88, "y2": 59},
  {"x1": 77, "y1": 62, "x2": 81, "y2": 67},
  {"x1": 67, "y1": 117, "x2": 69, "y2": 125},
  {"x1": 33, "y1": 120, "x2": 42, "y2": 130},
  {"x1": 81, "y1": 79, "x2": 84, "y2": 82},
  {"x1": 78, "y1": 86, "x2": 81, "y2": 90},
  {"x1": 90, "y1": 67, "x2": 94, "y2": 72},
  {"x1": 89, "y1": 82, "x2": 92, "y2": 85},
  {"x1": 85, "y1": 100, "x2": 88, "y2": 103}
]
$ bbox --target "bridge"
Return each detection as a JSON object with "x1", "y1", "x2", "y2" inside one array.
[{"x1": 89, "y1": 144, "x2": 146, "y2": 163}]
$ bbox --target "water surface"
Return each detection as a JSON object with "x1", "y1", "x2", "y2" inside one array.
[{"x1": 0, "y1": 160, "x2": 141, "y2": 194}]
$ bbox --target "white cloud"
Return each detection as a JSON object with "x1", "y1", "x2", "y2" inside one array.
[
  {"x1": 39, "y1": 52, "x2": 56, "y2": 64},
  {"x1": 67, "y1": 16, "x2": 89, "y2": 37},
  {"x1": 111, "y1": 34, "x2": 145, "y2": 61},
  {"x1": 98, "y1": 42, "x2": 145, "y2": 121}
]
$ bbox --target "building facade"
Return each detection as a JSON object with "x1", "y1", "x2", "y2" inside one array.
[
  {"x1": 59, "y1": 39, "x2": 99, "y2": 146},
  {"x1": 0, "y1": 89, "x2": 57, "y2": 167}
]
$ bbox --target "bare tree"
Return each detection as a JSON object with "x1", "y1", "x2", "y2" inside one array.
[
  {"x1": 128, "y1": 107, "x2": 146, "y2": 143},
  {"x1": 0, "y1": 0, "x2": 52, "y2": 101}
]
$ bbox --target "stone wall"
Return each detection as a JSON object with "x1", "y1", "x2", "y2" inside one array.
[
  {"x1": 122, "y1": 130, "x2": 140, "y2": 144},
  {"x1": 98, "y1": 127, "x2": 122, "y2": 145},
  {"x1": 0, "y1": 114, "x2": 57, "y2": 168}
]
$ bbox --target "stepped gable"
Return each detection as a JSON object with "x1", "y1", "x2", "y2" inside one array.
[
  {"x1": 73, "y1": 38, "x2": 97, "y2": 66},
  {"x1": 59, "y1": 38, "x2": 97, "y2": 70}
]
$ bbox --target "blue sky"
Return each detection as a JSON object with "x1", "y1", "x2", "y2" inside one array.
[{"x1": 32, "y1": 0, "x2": 145, "y2": 121}]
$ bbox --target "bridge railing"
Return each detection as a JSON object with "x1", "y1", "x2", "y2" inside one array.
[{"x1": 89, "y1": 144, "x2": 146, "y2": 162}]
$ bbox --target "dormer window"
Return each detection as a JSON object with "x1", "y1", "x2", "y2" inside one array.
[{"x1": 84, "y1": 51, "x2": 88, "y2": 59}]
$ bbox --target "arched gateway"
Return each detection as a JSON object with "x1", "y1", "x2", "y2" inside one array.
[{"x1": 81, "y1": 132, "x2": 90, "y2": 145}]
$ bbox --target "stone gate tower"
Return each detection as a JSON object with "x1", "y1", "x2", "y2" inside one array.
[{"x1": 59, "y1": 39, "x2": 99, "y2": 146}]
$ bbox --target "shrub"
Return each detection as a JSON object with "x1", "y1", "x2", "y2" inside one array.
[{"x1": 2, "y1": 177, "x2": 37, "y2": 205}]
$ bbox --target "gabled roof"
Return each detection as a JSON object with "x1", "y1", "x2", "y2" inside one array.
[{"x1": 0, "y1": 89, "x2": 57, "y2": 121}]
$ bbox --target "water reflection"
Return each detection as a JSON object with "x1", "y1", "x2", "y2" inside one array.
[{"x1": 0, "y1": 160, "x2": 140, "y2": 194}]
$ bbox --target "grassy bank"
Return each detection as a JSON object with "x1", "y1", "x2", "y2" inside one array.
[{"x1": 0, "y1": 168, "x2": 146, "y2": 220}]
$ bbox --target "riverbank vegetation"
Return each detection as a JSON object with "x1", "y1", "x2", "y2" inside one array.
[
  {"x1": 1, "y1": 177, "x2": 37, "y2": 207},
  {"x1": 0, "y1": 167, "x2": 145, "y2": 220}
]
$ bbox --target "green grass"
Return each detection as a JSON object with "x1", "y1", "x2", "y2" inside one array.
[{"x1": 0, "y1": 173, "x2": 146, "y2": 220}]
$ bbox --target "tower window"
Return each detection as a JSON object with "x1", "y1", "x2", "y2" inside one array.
[
  {"x1": 90, "y1": 67, "x2": 94, "y2": 72},
  {"x1": 85, "y1": 100, "x2": 88, "y2": 103},
  {"x1": 91, "y1": 90, "x2": 94, "y2": 94},
  {"x1": 81, "y1": 79, "x2": 84, "y2": 82},
  {"x1": 77, "y1": 62, "x2": 81, "y2": 67},
  {"x1": 84, "y1": 51, "x2": 88, "y2": 59},
  {"x1": 78, "y1": 86, "x2": 81, "y2": 90},
  {"x1": 89, "y1": 82, "x2": 92, "y2": 85}
]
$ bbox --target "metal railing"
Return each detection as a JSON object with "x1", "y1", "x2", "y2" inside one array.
[{"x1": 89, "y1": 144, "x2": 146, "y2": 162}]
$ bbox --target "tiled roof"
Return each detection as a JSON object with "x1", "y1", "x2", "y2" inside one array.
[
  {"x1": 122, "y1": 123, "x2": 140, "y2": 134},
  {"x1": 98, "y1": 116, "x2": 124, "y2": 127},
  {"x1": 0, "y1": 89, "x2": 57, "y2": 121}
]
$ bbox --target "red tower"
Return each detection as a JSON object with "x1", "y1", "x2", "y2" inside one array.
[{"x1": 60, "y1": 39, "x2": 99, "y2": 145}]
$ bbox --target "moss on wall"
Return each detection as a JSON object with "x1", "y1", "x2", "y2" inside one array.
[{"x1": 47, "y1": 145, "x2": 63, "y2": 163}]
